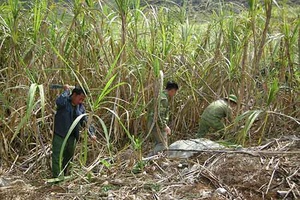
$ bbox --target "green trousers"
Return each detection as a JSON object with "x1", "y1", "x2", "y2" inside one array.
[
  {"x1": 197, "y1": 118, "x2": 225, "y2": 138},
  {"x1": 52, "y1": 134, "x2": 76, "y2": 178},
  {"x1": 148, "y1": 121, "x2": 168, "y2": 155}
]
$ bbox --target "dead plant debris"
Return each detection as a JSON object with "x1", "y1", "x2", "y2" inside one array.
[{"x1": 0, "y1": 136, "x2": 299, "y2": 200}]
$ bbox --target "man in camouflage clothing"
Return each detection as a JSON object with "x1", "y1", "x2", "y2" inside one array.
[
  {"x1": 148, "y1": 81, "x2": 179, "y2": 155},
  {"x1": 197, "y1": 94, "x2": 237, "y2": 138}
]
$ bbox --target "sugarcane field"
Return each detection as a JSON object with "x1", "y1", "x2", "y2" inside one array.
[{"x1": 0, "y1": 0, "x2": 299, "y2": 199}]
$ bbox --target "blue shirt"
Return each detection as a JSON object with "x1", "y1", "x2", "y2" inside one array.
[{"x1": 54, "y1": 90, "x2": 93, "y2": 140}]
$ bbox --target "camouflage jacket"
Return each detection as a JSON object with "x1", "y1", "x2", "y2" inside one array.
[
  {"x1": 148, "y1": 91, "x2": 169, "y2": 129},
  {"x1": 201, "y1": 99, "x2": 232, "y2": 124}
]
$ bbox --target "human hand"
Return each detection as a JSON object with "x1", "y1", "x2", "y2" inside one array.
[
  {"x1": 63, "y1": 84, "x2": 70, "y2": 91},
  {"x1": 164, "y1": 126, "x2": 171, "y2": 135},
  {"x1": 90, "y1": 135, "x2": 97, "y2": 142}
]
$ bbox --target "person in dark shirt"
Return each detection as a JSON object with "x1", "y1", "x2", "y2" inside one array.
[{"x1": 52, "y1": 85, "x2": 96, "y2": 178}]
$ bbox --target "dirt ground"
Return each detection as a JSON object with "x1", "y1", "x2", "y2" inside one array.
[{"x1": 0, "y1": 136, "x2": 299, "y2": 200}]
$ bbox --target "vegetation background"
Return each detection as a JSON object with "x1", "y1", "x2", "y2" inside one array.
[{"x1": 0, "y1": 0, "x2": 299, "y2": 187}]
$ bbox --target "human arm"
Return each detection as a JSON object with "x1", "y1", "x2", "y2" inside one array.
[
  {"x1": 55, "y1": 84, "x2": 71, "y2": 108},
  {"x1": 158, "y1": 96, "x2": 170, "y2": 134},
  {"x1": 88, "y1": 125, "x2": 97, "y2": 141},
  {"x1": 82, "y1": 117, "x2": 97, "y2": 141},
  {"x1": 225, "y1": 106, "x2": 233, "y2": 122},
  {"x1": 79, "y1": 105, "x2": 97, "y2": 141}
]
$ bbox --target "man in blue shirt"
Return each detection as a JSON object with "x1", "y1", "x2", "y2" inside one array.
[{"x1": 52, "y1": 85, "x2": 96, "y2": 178}]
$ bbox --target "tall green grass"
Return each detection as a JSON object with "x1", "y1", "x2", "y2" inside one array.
[{"x1": 0, "y1": 0, "x2": 299, "y2": 173}]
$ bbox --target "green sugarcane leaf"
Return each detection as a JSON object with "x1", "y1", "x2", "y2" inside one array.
[
  {"x1": 13, "y1": 83, "x2": 38, "y2": 143},
  {"x1": 58, "y1": 114, "x2": 88, "y2": 176}
]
